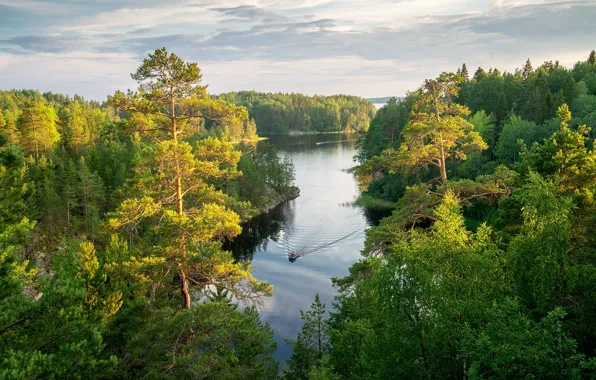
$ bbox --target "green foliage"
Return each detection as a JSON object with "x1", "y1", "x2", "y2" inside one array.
[
  {"x1": 356, "y1": 96, "x2": 414, "y2": 162},
  {"x1": 495, "y1": 115, "x2": 558, "y2": 164},
  {"x1": 1, "y1": 241, "x2": 118, "y2": 379},
  {"x1": 0, "y1": 53, "x2": 282, "y2": 377},
  {"x1": 236, "y1": 142, "x2": 296, "y2": 209},
  {"x1": 461, "y1": 299, "x2": 592, "y2": 380},
  {"x1": 217, "y1": 91, "x2": 376, "y2": 134},
  {"x1": 120, "y1": 304, "x2": 278, "y2": 379},
  {"x1": 327, "y1": 194, "x2": 507, "y2": 379},
  {"x1": 17, "y1": 101, "x2": 60, "y2": 161},
  {"x1": 284, "y1": 293, "x2": 330, "y2": 380},
  {"x1": 322, "y1": 53, "x2": 596, "y2": 379}
]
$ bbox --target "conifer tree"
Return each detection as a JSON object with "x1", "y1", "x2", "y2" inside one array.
[
  {"x1": 461, "y1": 63, "x2": 469, "y2": 81},
  {"x1": 398, "y1": 73, "x2": 487, "y2": 183},
  {"x1": 60, "y1": 158, "x2": 78, "y2": 239},
  {"x1": 77, "y1": 157, "x2": 104, "y2": 241},
  {"x1": 17, "y1": 102, "x2": 60, "y2": 161},
  {"x1": 108, "y1": 48, "x2": 269, "y2": 308},
  {"x1": 284, "y1": 293, "x2": 329, "y2": 379},
  {"x1": 2, "y1": 110, "x2": 19, "y2": 145},
  {"x1": 588, "y1": 50, "x2": 596, "y2": 65},
  {"x1": 522, "y1": 58, "x2": 534, "y2": 80},
  {"x1": 64, "y1": 101, "x2": 90, "y2": 154},
  {"x1": 473, "y1": 67, "x2": 486, "y2": 81}
]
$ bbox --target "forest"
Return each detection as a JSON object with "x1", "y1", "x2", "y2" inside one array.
[
  {"x1": 0, "y1": 48, "x2": 295, "y2": 378},
  {"x1": 281, "y1": 52, "x2": 596, "y2": 378},
  {"x1": 2, "y1": 46, "x2": 596, "y2": 379},
  {"x1": 216, "y1": 91, "x2": 376, "y2": 134}
]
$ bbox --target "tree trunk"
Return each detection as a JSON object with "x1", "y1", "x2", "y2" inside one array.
[
  {"x1": 176, "y1": 176, "x2": 183, "y2": 215},
  {"x1": 180, "y1": 268, "x2": 191, "y2": 309},
  {"x1": 439, "y1": 141, "x2": 447, "y2": 184},
  {"x1": 171, "y1": 94, "x2": 183, "y2": 216},
  {"x1": 171, "y1": 92, "x2": 190, "y2": 309},
  {"x1": 440, "y1": 164, "x2": 447, "y2": 184}
]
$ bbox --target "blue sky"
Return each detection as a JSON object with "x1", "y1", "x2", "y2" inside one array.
[{"x1": 1, "y1": 0, "x2": 595, "y2": 100}]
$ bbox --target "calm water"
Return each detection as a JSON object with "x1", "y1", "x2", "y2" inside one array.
[{"x1": 228, "y1": 134, "x2": 388, "y2": 364}]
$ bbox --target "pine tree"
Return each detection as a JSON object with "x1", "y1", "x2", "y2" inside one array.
[
  {"x1": 65, "y1": 101, "x2": 90, "y2": 154},
  {"x1": 108, "y1": 48, "x2": 270, "y2": 309},
  {"x1": 17, "y1": 102, "x2": 60, "y2": 161},
  {"x1": 522, "y1": 58, "x2": 534, "y2": 80},
  {"x1": 2, "y1": 110, "x2": 20, "y2": 145},
  {"x1": 397, "y1": 72, "x2": 487, "y2": 183}
]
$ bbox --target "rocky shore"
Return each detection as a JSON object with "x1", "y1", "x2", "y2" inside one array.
[{"x1": 254, "y1": 185, "x2": 300, "y2": 217}]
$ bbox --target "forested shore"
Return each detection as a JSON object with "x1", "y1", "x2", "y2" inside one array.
[
  {"x1": 216, "y1": 91, "x2": 376, "y2": 134},
  {"x1": 282, "y1": 52, "x2": 596, "y2": 379},
  {"x1": 3, "y1": 47, "x2": 596, "y2": 379},
  {"x1": 0, "y1": 49, "x2": 294, "y2": 378}
]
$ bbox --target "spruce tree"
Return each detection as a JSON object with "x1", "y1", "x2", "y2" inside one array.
[
  {"x1": 284, "y1": 293, "x2": 329, "y2": 379},
  {"x1": 461, "y1": 63, "x2": 469, "y2": 81},
  {"x1": 522, "y1": 58, "x2": 534, "y2": 80},
  {"x1": 473, "y1": 67, "x2": 486, "y2": 81},
  {"x1": 588, "y1": 50, "x2": 596, "y2": 65},
  {"x1": 77, "y1": 157, "x2": 104, "y2": 240}
]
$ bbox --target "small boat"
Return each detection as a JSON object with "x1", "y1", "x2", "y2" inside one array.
[{"x1": 288, "y1": 252, "x2": 299, "y2": 262}]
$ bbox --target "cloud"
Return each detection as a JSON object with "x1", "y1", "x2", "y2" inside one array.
[
  {"x1": 0, "y1": 0, "x2": 595, "y2": 99},
  {"x1": 209, "y1": 5, "x2": 288, "y2": 23},
  {"x1": 1, "y1": 35, "x2": 89, "y2": 53},
  {"x1": 0, "y1": 52, "x2": 138, "y2": 99}
]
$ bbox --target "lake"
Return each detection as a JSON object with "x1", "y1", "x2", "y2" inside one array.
[{"x1": 228, "y1": 134, "x2": 389, "y2": 364}]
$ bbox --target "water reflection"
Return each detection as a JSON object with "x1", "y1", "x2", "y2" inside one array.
[
  {"x1": 226, "y1": 200, "x2": 296, "y2": 262},
  {"x1": 228, "y1": 134, "x2": 391, "y2": 364}
]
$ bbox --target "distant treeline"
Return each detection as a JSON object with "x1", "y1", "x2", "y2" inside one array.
[{"x1": 216, "y1": 91, "x2": 376, "y2": 134}]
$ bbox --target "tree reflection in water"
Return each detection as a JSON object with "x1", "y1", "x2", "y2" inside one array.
[{"x1": 225, "y1": 200, "x2": 296, "y2": 262}]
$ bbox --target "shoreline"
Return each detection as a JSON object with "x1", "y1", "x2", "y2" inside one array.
[
  {"x1": 243, "y1": 186, "x2": 301, "y2": 222},
  {"x1": 258, "y1": 186, "x2": 301, "y2": 215}
]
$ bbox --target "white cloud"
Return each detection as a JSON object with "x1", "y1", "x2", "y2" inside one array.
[
  {"x1": 1, "y1": 0, "x2": 595, "y2": 98},
  {"x1": 0, "y1": 51, "x2": 138, "y2": 99}
]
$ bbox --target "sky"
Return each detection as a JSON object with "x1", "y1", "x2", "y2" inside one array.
[{"x1": 1, "y1": 0, "x2": 595, "y2": 100}]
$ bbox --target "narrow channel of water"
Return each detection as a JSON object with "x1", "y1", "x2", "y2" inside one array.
[{"x1": 228, "y1": 134, "x2": 389, "y2": 363}]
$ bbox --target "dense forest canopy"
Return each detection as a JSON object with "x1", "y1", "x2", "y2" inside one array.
[
  {"x1": 216, "y1": 91, "x2": 376, "y2": 134},
  {"x1": 284, "y1": 52, "x2": 596, "y2": 379},
  {"x1": 3, "y1": 45, "x2": 596, "y2": 379},
  {"x1": 0, "y1": 49, "x2": 295, "y2": 378}
]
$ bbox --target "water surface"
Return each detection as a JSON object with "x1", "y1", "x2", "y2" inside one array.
[{"x1": 229, "y1": 134, "x2": 388, "y2": 363}]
